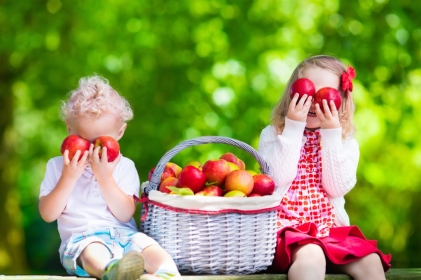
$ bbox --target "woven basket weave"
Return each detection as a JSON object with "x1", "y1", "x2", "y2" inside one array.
[{"x1": 140, "y1": 136, "x2": 280, "y2": 275}]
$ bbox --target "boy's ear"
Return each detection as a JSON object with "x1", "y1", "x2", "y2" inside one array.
[
  {"x1": 66, "y1": 123, "x2": 71, "y2": 134},
  {"x1": 116, "y1": 123, "x2": 127, "y2": 141}
]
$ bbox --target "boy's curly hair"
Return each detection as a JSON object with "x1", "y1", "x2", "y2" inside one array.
[{"x1": 61, "y1": 75, "x2": 133, "y2": 123}]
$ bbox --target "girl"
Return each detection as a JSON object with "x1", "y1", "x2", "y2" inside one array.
[{"x1": 258, "y1": 55, "x2": 391, "y2": 280}]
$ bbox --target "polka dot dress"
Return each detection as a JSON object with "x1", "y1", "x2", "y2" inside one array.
[{"x1": 277, "y1": 129, "x2": 335, "y2": 237}]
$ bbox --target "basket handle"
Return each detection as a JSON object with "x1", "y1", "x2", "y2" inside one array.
[{"x1": 145, "y1": 136, "x2": 271, "y2": 196}]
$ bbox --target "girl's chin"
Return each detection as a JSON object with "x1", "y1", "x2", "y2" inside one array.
[
  {"x1": 305, "y1": 118, "x2": 321, "y2": 130},
  {"x1": 305, "y1": 126, "x2": 320, "y2": 131}
]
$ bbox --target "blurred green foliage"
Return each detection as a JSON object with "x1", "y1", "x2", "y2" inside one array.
[{"x1": 1, "y1": 0, "x2": 421, "y2": 274}]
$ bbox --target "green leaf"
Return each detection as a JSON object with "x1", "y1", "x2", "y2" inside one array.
[{"x1": 166, "y1": 186, "x2": 194, "y2": 196}]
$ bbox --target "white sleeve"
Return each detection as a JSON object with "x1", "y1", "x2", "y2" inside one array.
[
  {"x1": 39, "y1": 157, "x2": 62, "y2": 198},
  {"x1": 114, "y1": 157, "x2": 140, "y2": 196},
  {"x1": 257, "y1": 119, "x2": 305, "y2": 195},
  {"x1": 320, "y1": 128, "x2": 359, "y2": 197}
]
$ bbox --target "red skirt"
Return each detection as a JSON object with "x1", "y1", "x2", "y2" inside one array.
[{"x1": 270, "y1": 223, "x2": 392, "y2": 272}]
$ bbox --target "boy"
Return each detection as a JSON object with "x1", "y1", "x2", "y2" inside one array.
[{"x1": 39, "y1": 75, "x2": 181, "y2": 280}]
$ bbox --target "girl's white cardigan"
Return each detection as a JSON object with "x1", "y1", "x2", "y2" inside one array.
[{"x1": 257, "y1": 118, "x2": 360, "y2": 226}]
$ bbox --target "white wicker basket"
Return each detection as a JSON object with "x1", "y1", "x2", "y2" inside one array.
[{"x1": 140, "y1": 136, "x2": 280, "y2": 275}]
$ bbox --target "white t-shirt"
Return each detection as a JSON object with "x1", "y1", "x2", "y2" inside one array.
[{"x1": 39, "y1": 156, "x2": 140, "y2": 249}]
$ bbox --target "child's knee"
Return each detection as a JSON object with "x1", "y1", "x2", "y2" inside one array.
[
  {"x1": 292, "y1": 244, "x2": 326, "y2": 267},
  {"x1": 360, "y1": 253, "x2": 383, "y2": 271}
]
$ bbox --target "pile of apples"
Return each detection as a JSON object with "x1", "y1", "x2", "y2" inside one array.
[{"x1": 148, "y1": 152, "x2": 275, "y2": 197}]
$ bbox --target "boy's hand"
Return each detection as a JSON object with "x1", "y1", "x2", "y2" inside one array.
[
  {"x1": 315, "y1": 99, "x2": 341, "y2": 129},
  {"x1": 89, "y1": 144, "x2": 121, "y2": 180},
  {"x1": 287, "y1": 93, "x2": 312, "y2": 123},
  {"x1": 61, "y1": 149, "x2": 89, "y2": 179}
]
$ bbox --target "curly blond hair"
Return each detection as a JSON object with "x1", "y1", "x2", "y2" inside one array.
[
  {"x1": 61, "y1": 75, "x2": 133, "y2": 124},
  {"x1": 271, "y1": 55, "x2": 356, "y2": 139}
]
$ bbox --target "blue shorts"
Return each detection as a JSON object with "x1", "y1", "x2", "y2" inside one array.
[{"x1": 60, "y1": 227, "x2": 159, "y2": 276}]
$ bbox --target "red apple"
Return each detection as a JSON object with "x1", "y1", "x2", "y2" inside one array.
[
  {"x1": 313, "y1": 87, "x2": 342, "y2": 113},
  {"x1": 225, "y1": 170, "x2": 254, "y2": 196},
  {"x1": 202, "y1": 159, "x2": 231, "y2": 186},
  {"x1": 159, "y1": 177, "x2": 178, "y2": 194},
  {"x1": 93, "y1": 136, "x2": 120, "y2": 162},
  {"x1": 252, "y1": 174, "x2": 275, "y2": 196},
  {"x1": 195, "y1": 185, "x2": 223, "y2": 196},
  {"x1": 148, "y1": 166, "x2": 176, "y2": 183},
  {"x1": 219, "y1": 152, "x2": 245, "y2": 170},
  {"x1": 176, "y1": 165, "x2": 206, "y2": 193},
  {"x1": 166, "y1": 162, "x2": 182, "y2": 178},
  {"x1": 248, "y1": 193, "x2": 262, "y2": 197},
  {"x1": 60, "y1": 135, "x2": 90, "y2": 161},
  {"x1": 290, "y1": 78, "x2": 316, "y2": 99}
]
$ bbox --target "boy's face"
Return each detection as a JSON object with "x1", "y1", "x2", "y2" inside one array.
[{"x1": 66, "y1": 114, "x2": 126, "y2": 143}]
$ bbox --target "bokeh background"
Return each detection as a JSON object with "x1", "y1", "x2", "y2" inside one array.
[{"x1": 1, "y1": 0, "x2": 421, "y2": 275}]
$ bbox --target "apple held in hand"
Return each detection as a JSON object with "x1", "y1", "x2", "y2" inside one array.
[
  {"x1": 61, "y1": 135, "x2": 90, "y2": 161},
  {"x1": 290, "y1": 78, "x2": 316, "y2": 99},
  {"x1": 176, "y1": 165, "x2": 206, "y2": 193},
  {"x1": 225, "y1": 170, "x2": 254, "y2": 196},
  {"x1": 159, "y1": 177, "x2": 178, "y2": 194},
  {"x1": 148, "y1": 166, "x2": 176, "y2": 183},
  {"x1": 252, "y1": 174, "x2": 275, "y2": 196},
  {"x1": 313, "y1": 87, "x2": 341, "y2": 113},
  {"x1": 195, "y1": 185, "x2": 223, "y2": 196},
  {"x1": 219, "y1": 152, "x2": 245, "y2": 170},
  {"x1": 202, "y1": 159, "x2": 231, "y2": 186},
  {"x1": 93, "y1": 136, "x2": 120, "y2": 162}
]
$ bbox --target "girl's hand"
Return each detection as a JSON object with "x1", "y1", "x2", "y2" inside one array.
[
  {"x1": 287, "y1": 93, "x2": 313, "y2": 123},
  {"x1": 61, "y1": 149, "x2": 89, "y2": 180},
  {"x1": 315, "y1": 99, "x2": 341, "y2": 129},
  {"x1": 89, "y1": 144, "x2": 121, "y2": 180}
]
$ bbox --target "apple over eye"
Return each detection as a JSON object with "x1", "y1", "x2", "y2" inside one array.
[
  {"x1": 313, "y1": 87, "x2": 342, "y2": 113},
  {"x1": 93, "y1": 136, "x2": 120, "y2": 162},
  {"x1": 290, "y1": 78, "x2": 316, "y2": 99},
  {"x1": 60, "y1": 135, "x2": 90, "y2": 161}
]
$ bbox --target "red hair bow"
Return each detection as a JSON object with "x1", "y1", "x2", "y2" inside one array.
[{"x1": 341, "y1": 65, "x2": 356, "y2": 95}]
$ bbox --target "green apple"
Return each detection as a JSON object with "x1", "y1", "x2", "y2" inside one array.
[{"x1": 224, "y1": 190, "x2": 246, "y2": 197}]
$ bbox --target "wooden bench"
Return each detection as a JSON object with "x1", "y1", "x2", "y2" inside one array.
[{"x1": 1, "y1": 269, "x2": 420, "y2": 279}]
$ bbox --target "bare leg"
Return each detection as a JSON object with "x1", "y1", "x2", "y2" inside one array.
[
  {"x1": 288, "y1": 244, "x2": 326, "y2": 280},
  {"x1": 141, "y1": 244, "x2": 179, "y2": 275},
  {"x1": 78, "y1": 242, "x2": 111, "y2": 278},
  {"x1": 334, "y1": 253, "x2": 386, "y2": 280}
]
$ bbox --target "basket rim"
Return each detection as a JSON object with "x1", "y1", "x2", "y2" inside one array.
[{"x1": 143, "y1": 197, "x2": 282, "y2": 216}]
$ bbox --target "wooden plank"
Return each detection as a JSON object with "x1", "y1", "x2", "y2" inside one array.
[
  {"x1": 1, "y1": 269, "x2": 421, "y2": 279},
  {"x1": 0, "y1": 277, "x2": 94, "y2": 280},
  {"x1": 181, "y1": 274, "x2": 350, "y2": 280}
]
